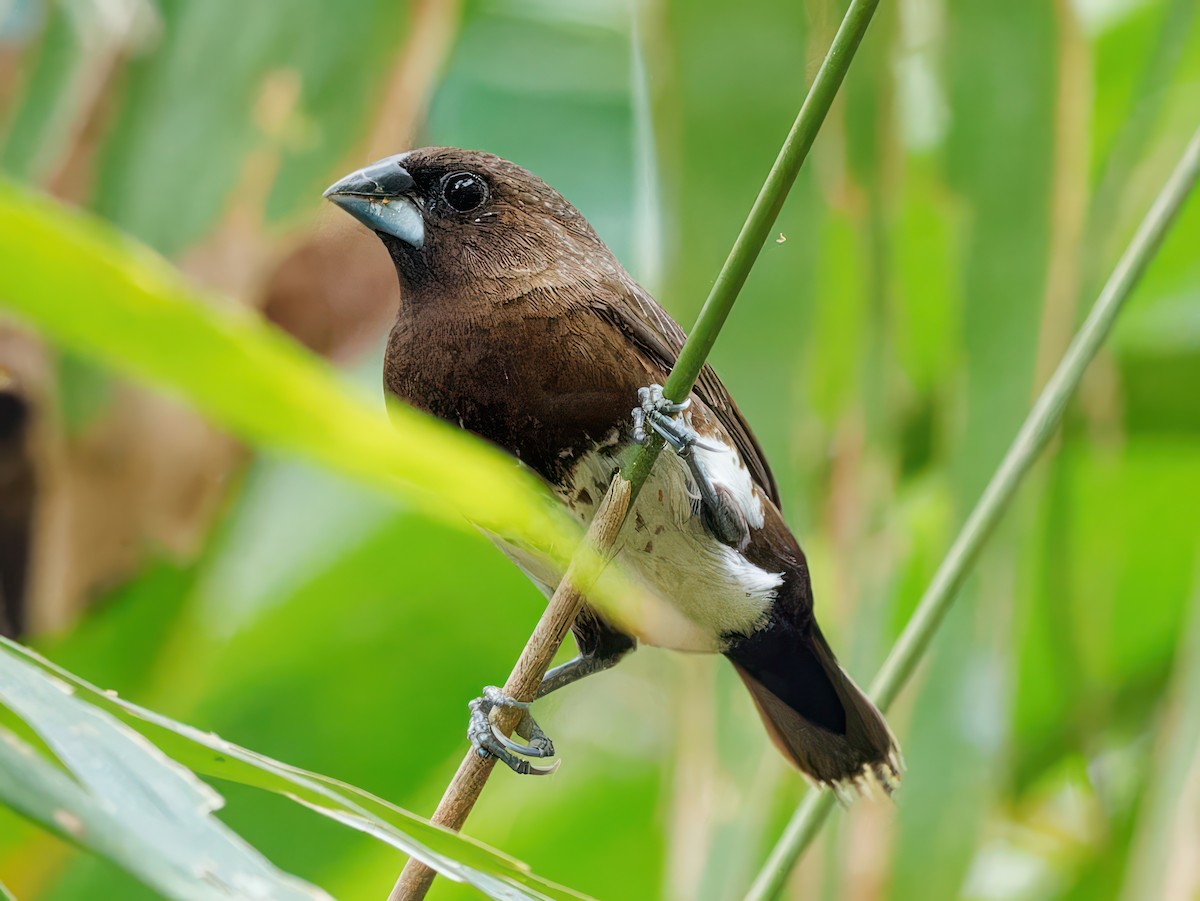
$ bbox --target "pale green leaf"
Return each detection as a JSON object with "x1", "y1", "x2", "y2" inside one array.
[
  {"x1": 2, "y1": 637, "x2": 590, "y2": 901},
  {"x1": 0, "y1": 649, "x2": 330, "y2": 901},
  {"x1": 0, "y1": 177, "x2": 580, "y2": 574}
]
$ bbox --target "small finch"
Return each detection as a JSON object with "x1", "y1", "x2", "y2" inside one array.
[{"x1": 326, "y1": 148, "x2": 901, "y2": 793}]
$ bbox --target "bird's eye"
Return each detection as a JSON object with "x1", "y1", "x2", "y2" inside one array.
[{"x1": 441, "y1": 172, "x2": 488, "y2": 213}]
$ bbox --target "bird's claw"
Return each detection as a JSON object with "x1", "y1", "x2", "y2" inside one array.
[
  {"x1": 467, "y1": 686, "x2": 560, "y2": 776},
  {"x1": 639, "y1": 384, "x2": 690, "y2": 415},
  {"x1": 490, "y1": 721, "x2": 555, "y2": 758},
  {"x1": 631, "y1": 383, "x2": 722, "y2": 454}
]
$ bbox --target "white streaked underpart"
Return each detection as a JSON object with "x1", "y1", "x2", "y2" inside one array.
[{"x1": 490, "y1": 433, "x2": 783, "y2": 653}]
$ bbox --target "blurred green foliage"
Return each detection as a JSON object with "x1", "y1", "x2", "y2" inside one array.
[{"x1": 1, "y1": 0, "x2": 1198, "y2": 899}]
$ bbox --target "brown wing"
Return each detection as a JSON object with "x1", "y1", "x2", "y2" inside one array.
[{"x1": 588, "y1": 283, "x2": 781, "y2": 509}]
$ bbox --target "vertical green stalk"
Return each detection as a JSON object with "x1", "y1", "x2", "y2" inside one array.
[{"x1": 745, "y1": 125, "x2": 1200, "y2": 901}]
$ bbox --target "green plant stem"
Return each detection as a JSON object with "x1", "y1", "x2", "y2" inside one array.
[
  {"x1": 744, "y1": 123, "x2": 1200, "y2": 901},
  {"x1": 625, "y1": 0, "x2": 881, "y2": 492},
  {"x1": 390, "y1": 4, "x2": 884, "y2": 899}
]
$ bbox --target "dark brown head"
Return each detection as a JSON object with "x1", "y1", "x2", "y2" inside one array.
[{"x1": 324, "y1": 147, "x2": 616, "y2": 297}]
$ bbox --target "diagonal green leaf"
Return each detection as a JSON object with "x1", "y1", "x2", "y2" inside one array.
[
  {"x1": 0, "y1": 177, "x2": 577, "y2": 566},
  {"x1": 1, "y1": 637, "x2": 590, "y2": 901},
  {"x1": 0, "y1": 650, "x2": 330, "y2": 901}
]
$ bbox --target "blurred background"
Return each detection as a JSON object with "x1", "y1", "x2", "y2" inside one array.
[{"x1": 1, "y1": 0, "x2": 1199, "y2": 898}]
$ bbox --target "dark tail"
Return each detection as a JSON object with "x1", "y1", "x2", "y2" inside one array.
[{"x1": 727, "y1": 621, "x2": 902, "y2": 794}]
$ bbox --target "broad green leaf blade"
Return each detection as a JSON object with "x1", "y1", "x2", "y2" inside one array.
[
  {"x1": 0, "y1": 177, "x2": 578, "y2": 567},
  {"x1": 0, "y1": 650, "x2": 330, "y2": 901},
  {"x1": 1, "y1": 638, "x2": 591, "y2": 901}
]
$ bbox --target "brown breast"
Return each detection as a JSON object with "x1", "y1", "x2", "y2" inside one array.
[{"x1": 384, "y1": 286, "x2": 662, "y2": 484}]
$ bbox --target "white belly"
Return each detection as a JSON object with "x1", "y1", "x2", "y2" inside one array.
[{"x1": 490, "y1": 438, "x2": 783, "y2": 653}]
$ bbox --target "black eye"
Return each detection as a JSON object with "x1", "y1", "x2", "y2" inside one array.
[{"x1": 441, "y1": 172, "x2": 488, "y2": 213}]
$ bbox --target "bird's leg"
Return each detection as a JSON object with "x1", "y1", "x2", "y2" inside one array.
[
  {"x1": 538, "y1": 641, "x2": 633, "y2": 698},
  {"x1": 631, "y1": 384, "x2": 750, "y2": 549},
  {"x1": 468, "y1": 640, "x2": 634, "y2": 775}
]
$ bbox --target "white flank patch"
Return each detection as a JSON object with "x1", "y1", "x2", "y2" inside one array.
[
  {"x1": 490, "y1": 435, "x2": 783, "y2": 653},
  {"x1": 692, "y1": 439, "x2": 766, "y2": 530}
]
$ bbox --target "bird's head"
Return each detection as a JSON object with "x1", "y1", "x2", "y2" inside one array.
[{"x1": 324, "y1": 147, "x2": 612, "y2": 295}]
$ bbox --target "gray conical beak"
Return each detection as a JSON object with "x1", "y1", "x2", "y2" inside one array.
[{"x1": 324, "y1": 157, "x2": 425, "y2": 249}]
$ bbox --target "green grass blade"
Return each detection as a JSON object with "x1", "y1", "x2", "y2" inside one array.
[{"x1": 744, "y1": 124, "x2": 1200, "y2": 901}]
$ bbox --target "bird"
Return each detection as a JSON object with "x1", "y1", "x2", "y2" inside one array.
[{"x1": 325, "y1": 148, "x2": 901, "y2": 794}]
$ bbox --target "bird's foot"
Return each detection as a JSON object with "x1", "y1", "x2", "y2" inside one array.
[
  {"x1": 467, "y1": 686, "x2": 559, "y2": 776},
  {"x1": 631, "y1": 384, "x2": 749, "y2": 549},
  {"x1": 631, "y1": 384, "x2": 719, "y2": 456}
]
